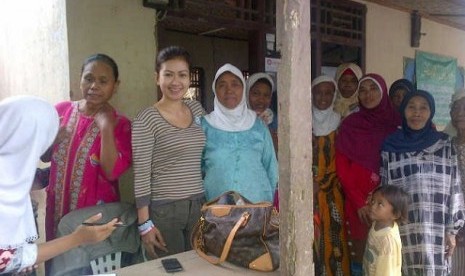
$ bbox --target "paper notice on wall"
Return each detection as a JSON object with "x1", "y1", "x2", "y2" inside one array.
[{"x1": 265, "y1": 57, "x2": 280, "y2": 73}]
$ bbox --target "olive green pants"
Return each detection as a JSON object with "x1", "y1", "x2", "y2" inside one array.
[{"x1": 149, "y1": 196, "x2": 205, "y2": 258}]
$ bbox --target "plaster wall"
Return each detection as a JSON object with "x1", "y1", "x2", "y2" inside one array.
[{"x1": 359, "y1": 0, "x2": 465, "y2": 86}]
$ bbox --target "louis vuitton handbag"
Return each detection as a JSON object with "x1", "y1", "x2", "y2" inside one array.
[{"x1": 191, "y1": 191, "x2": 279, "y2": 271}]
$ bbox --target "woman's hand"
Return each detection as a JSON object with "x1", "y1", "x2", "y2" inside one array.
[
  {"x1": 141, "y1": 227, "x2": 168, "y2": 259},
  {"x1": 357, "y1": 205, "x2": 371, "y2": 226},
  {"x1": 94, "y1": 104, "x2": 116, "y2": 131},
  {"x1": 445, "y1": 234, "x2": 456, "y2": 258},
  {"x1": 73, "y1": 213, "x2": 118, "y2": 245}
]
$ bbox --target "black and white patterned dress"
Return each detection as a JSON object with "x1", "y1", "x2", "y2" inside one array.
[{"x1": 381, "y1": 136, "x2": 465, "y2": 276}]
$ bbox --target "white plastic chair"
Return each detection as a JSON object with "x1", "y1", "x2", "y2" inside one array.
[{"x1": 90, "y1": 251, "x2": 122, "y2": 274}]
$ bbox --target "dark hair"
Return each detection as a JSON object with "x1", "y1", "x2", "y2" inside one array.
[
  {"x1": 81, "y1": 54, "x2": 119, "y2": 81},
  {"x1": 389, "y1": 78, "x2": 415, "y2": 96},
  {"x1": 155, "y1": 46, "x2": 191, "y2": 73},
  {"x1": 373, "y1": 185, "x2": 410, "y2": 223}
]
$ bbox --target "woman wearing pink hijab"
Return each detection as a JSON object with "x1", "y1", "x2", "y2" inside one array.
[{"x1": 335, "y1": 73, "x2": 400, "y2": 276}]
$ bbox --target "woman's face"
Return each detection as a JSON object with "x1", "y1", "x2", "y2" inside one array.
[
  {"x1": 80, "y1": 61, "x2": 119, "y2": 105},
  {"x1": 157, "y1": 58, "x2": 190, "y2": 101},
  {"x1": 404, "y1": 96, "x2": 431, "y2": 130},
  {"x1": 248, "y1": 82, "x2": 272, "y2": 114},
  {"x1": 337, "y1": 74, "x2": 358, "y2": 98},
  {"x1": 313, "y1": 82, "x2": 335, "y2": 110},
  {"x1": 215, "y1": 72, "x2": 243, "y2": 109},
  {"x1": 450, "y1": 98, "x2": 465, "y2": 132},
  {"x1": 358, "y1": 79, "x2": 382, "y2": 109},
  {"x1": 389, "y1": 89, "x2": 407, "y2": 111}
]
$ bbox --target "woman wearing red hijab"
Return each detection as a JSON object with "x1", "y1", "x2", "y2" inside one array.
[{"x1": 335, "y1": 73, "x2": 400, "y2": 276}]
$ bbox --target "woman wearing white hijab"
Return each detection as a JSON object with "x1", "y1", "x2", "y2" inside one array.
[
  {"x1": 202, "y1": 64, "x2": 278, "y2": 202},
  {"x1": 311, "y1": 76, "x2": 349, "y2": 276},
  {"x1": 333, "y1": 63, "x2": 363, "y2": 118},
  {"x1": 0, "y1": 96, "x2": 118, "y2": 275},
  {"x1": 246, "y1": 72, "x2": 278, "y2": 153},
  {"x1": 246, "y1": 72, "x2": 275, "y2": 126}
]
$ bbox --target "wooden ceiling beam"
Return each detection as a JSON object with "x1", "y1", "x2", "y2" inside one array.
[{"x1": 165, "y1": 10, "x2": 275, "y2": 31}]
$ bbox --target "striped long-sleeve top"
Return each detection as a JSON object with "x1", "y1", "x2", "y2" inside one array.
[{"x1": 132, "y1": 100, "x2": 206, "y2": 208}]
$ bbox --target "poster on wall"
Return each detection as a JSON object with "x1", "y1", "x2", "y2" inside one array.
[
  {"x1": 415, "y1": 50, "x2": 457, "y2": 129},
  {"x1": 265, "y1": 57, "x2": 280, "y2": 73}
]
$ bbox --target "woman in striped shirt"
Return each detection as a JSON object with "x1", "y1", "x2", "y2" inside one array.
[{"x1": 132, "y1": 46, "x2": 206, "y2": 259}]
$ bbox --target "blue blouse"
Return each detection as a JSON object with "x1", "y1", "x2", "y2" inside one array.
[{"x1": 201, "y1": 118, "x2": 278, "y2": 202}]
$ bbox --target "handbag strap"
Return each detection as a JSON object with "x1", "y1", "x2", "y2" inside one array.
[{"x1": 195, "y1": 211, "x2": 250, "y2": 265}]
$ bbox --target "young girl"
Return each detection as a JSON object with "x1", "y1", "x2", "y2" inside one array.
[{"x1": 363, "y1": 185, "x2": 409, "y2": 276}]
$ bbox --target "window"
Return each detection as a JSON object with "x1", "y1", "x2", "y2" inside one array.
[{"x1": 183, "y1": 67, "x2": 204, "y2": 102}]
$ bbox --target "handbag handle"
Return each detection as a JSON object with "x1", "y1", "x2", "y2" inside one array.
[{"x1": 195, "y1": 212, "x2": 250, "y2": 265}]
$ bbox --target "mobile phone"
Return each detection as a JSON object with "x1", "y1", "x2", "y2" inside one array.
[{"x1": 161, "y1": 258, "x2": 183, "y2": 273}]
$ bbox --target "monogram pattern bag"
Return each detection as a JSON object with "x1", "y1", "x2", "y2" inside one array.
[{"x1": 191, "y1": 191, "x2": 279, "y2": 271}]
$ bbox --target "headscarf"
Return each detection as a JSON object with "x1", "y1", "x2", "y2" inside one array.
[
  {"x1": 444, "y1": 88, "x2": 465, "y2": 137},
  {"x1": 246, "y1": 72, "x2": 275, "y2": 98},
  {"x1": 0, "y1": 96, "x2": 59, "y2": 249},
  {"x1": 311, "y1": 75, "x2": 341, "y2": 136},
  {"x1": 388, "y1": 78, "x2": 415, "y2": 97},
  {"x1": 205, "y1": 63, "x2": 257, "y2": 131},
  {"x1": 246, "y1": 72, "x2": 275, "y2": 125},
  {"x1": 382, "y1": 90, "x2": 447, "y2": 153},
  {"x1": 336, "y1": 73, "x2": 400, "y2": 172},
  {"x1": 333, "y1": 63, "x2": 363, "y2": 117}
]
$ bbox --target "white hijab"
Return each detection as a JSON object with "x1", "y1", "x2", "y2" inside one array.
[
  {"x1": 246, "y1": 72, "x2": 275, "y2": 125},
  {"x1": 0, "y1": 96, "x2": 59, "y2": 249},
  {"x1": 312, "y1": 75, "x2": 341, "y2": 136},
  {"x1": 205, "y1": 63, "x2": 257, "y2": 132},
  {"x1": 246, "y1": 72, "x2": 275, "y2": 102},
  {"x1": 333, "y1": 63, "x2": 363, "y2": 117}
]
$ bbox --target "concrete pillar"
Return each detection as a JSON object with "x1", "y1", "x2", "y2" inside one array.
[
  {"x1": 276, "y1": 1, "x2": 313, "y2": 275},
  {"x1": 0, "y1": 0, "x2": 69, "y2": 102}
]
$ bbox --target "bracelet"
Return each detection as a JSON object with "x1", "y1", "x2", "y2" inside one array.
[
  {"x1": 140, "y1": 225, "x2": 154, "y2": 236},
  {"x1": 138, "y1": 219, "x2": 154, "y2": 234}
]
